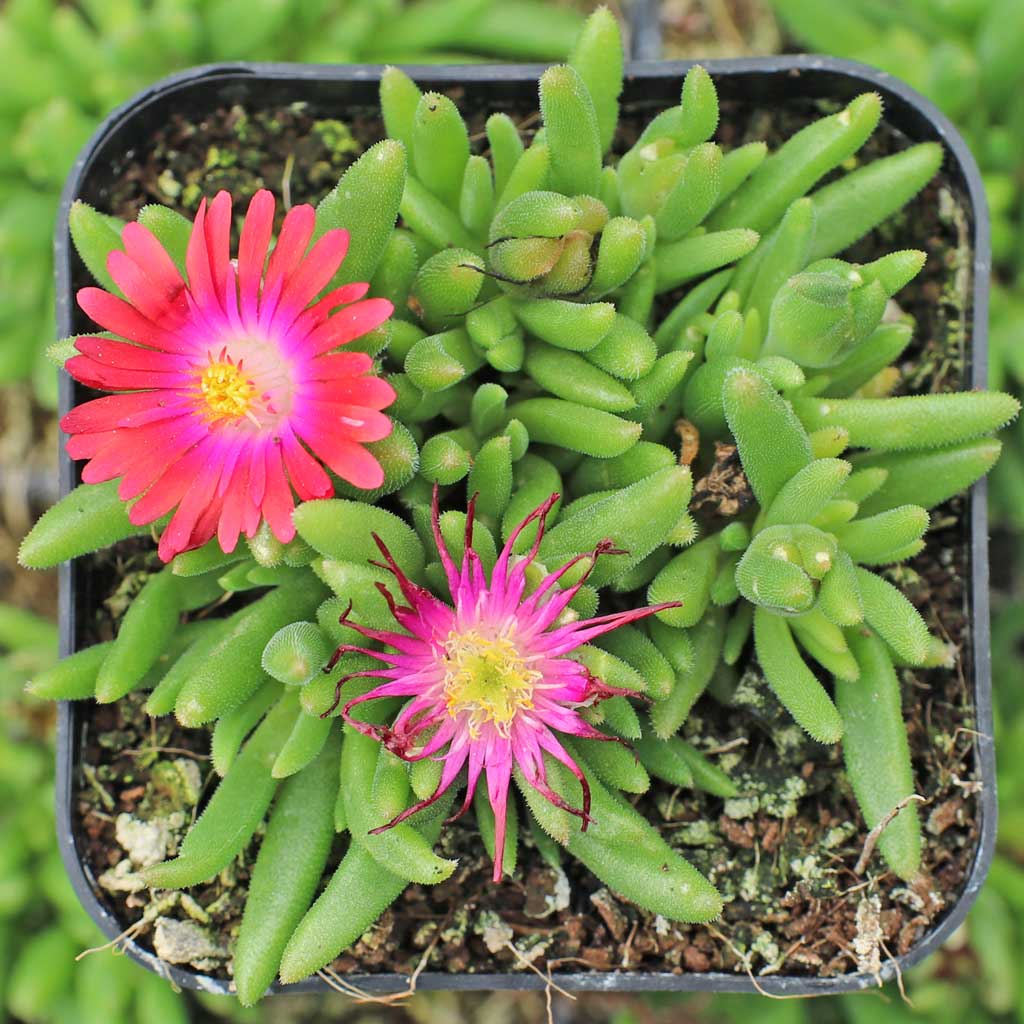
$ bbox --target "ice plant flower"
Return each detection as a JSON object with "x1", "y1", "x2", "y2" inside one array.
[
  {"x1": 60, "y1": 190, "x2": 396, "y2": 561},
  {"x1": 325, "y1": 489, "x2": 679, "y2": 880}
]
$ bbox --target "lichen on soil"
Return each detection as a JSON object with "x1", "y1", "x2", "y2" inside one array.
[{"x1": 69, "y1": 84, "x2": 982, "y2": 988}]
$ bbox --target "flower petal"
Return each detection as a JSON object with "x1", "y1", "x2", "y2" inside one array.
[
  {"x1": 295, "y1": 427, "x2": 384, "y2": 489},
  {"x1": 238, "y1": 190, "x2": 275, "y2": 327},
  {"x1": 77, "y1": 287, "x2": 189, "y2": 354},
  {"x1": 301, "y1": 298, "x2": 394, "y2": 356},
  {"x1": 272, "y1": 228, "x2": 349, "y2": 331}
]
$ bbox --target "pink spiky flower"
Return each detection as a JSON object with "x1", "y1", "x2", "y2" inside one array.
[
  {"x1": 60, "y1": 190, "x2": 396, "y2": 562},
  {"x1": 325, "y1": 489, "x2": 679, "y2": 881}
]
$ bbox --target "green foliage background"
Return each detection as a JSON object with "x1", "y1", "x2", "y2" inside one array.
[{"x1": 2, "y1": 0, "x2": 1021, "y2": 1020}]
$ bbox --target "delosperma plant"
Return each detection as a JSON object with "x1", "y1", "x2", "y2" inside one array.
[{"x1": 20, "y1": 7, "x2": 1019, "y2": 1003}]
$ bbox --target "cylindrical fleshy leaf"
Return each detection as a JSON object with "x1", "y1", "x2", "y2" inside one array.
[
  {"x1": 369, "y1": 230, "x2": 419, "y2": 321},
  {"x1": 833, "y1": 506, "x2": 929, "y2": 565},
  {"x1": 314, "y1": 139, "x2": 406, "y2": 286},
  {"x1": 753, "y1": 607, "x2": 842, "y2": 744},
  {"x1": 295, "y1": 499, "x2": 425, "y2": 576},
  {"x1": 486, "y1": 113, "x2": 525, "y2": 198},
  {"x1": 724, "y1": 365, "x2": 813, "y2": 507},
  {"x1": 836, "y1": 628, "x2": 922, "y2": 880},
  {"x1": 459, "y1": 154, "x2": 495, "y2": 239},
  {"x1": 380, "y1": 65, "x2": 422, "y2": 154},
  {"x1": 657, "y1": 144, "x2": 722, "y2": 242},
  {"x1": 655, "y1": 229, "x2": 760, "y2": 294},
  {"x1": 410, "y1": 247, "x2": 484, "y2": 330},
  {"x1": 467, "y1": 435, "x2": 514, "y2": 524},
  {"x1": 586, "y1": 313, "x2": 657, "y2": 380},
  {"x1": 412, "y1": 92, "x2": 469, "y2": 209},
  {"x1": 233, "y1": 730, "x2": 340, "y2": 1005},
  {"x1": 143, "y1": 696, "x2": 297, "y2": 888},
  {"x1": 568, "y1": 6, "x2": 623, "y2": 153},
  {"x1": 808, "y1": 143, "x2": 942, "y2": 261},
  {"x1": 710, "y1": 92, "x2": 882, "y2": 233},
  {"x1": 405, "y1": 328, "x2": 485, "y2": 392},
  {"x1": 262, "y1": 622, "x2": 332, "y2": 687},
  {"x1": 525, "y1": 343, "x2": 636, "y2": 413},
  {"x1": 587, "y1": 216, "x2": 647, "y2": 298},
  {"x1": 19, "y1": 480, "x2": 156, "y2": 569},
  {"x1": 571, "y1": 442, "x2": 676, "y2": 493},
  {"x1": 821, "y1": 322, "x2": 913, "y2": 397},
  {"x1": 793, "y1": 392, "x2": 1020, "y2": 451},
  {"x1": 853, "y1": 439, "x2": 1003, "y2": 515},
  {"x1": 505, "y1": 398, "x2": 640, "y2": 458},
  {"x1": 678, "y1": 65, "x2": 719, "y2": 147},
  {"x1": 763, "y1": 458, "x2": 851, "y2": 527},
  {"x1": 855, "y1": 567, "x2": 932, "y2": 665},
  {"x1": 490, "y1": 190, "x2": 583, "y2": 242},
  {"x1": 648, "y1": 535, "x2": 720, "y2": 629},
  {"x1": 540, "y1": 465, "x2": 692, "y2": 587},
  {"x1": 540, "y1": 64, "x2": 602, "y2": 197},
  {"x1": 512, "y1": 297, "x2": 615, "y2": 351}
]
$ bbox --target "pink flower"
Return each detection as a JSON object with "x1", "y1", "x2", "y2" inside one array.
[
  {"x1": 325, "y1": 489, "x2": 678, "y2": 881},
  {"x1": 61, "y1": 190, "x2": 396, "y2": 562}
]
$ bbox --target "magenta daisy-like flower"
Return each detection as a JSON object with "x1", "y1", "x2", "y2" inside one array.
[
  {"x1": 325, "y1": 489, "x2": 679, "y2": 881},
  {"x1": 61, "y1": 190, "x2": 396, "y2": 562}
]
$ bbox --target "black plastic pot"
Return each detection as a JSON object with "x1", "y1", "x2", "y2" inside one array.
[{"x1": 55, "y1": 56, "x2": 995, "y2": 998}]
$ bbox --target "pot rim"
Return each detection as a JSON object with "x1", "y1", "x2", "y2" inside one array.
[{"x1": 53, "y1": 53, "x2": 995, "y2": 998}]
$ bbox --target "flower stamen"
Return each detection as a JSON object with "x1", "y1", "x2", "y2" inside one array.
[
  {"x1": 199, "y1": 358, "x2": 257, "y2": 422},
  {"x1": 442, "y1": 629, "x2": 540, "y2": 738}
]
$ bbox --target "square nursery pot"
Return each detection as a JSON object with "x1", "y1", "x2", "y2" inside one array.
[{"x1": 54, "y1": 55, "x2": 995, "y2": 999}]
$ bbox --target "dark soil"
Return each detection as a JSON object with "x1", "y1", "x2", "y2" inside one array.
[{"x1": 68, "y1": 78, "x2": 981, "y2": 991}]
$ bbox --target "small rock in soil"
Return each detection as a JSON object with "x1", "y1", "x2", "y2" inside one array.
[
  {"x1": 522, "y1": 864, "x2": 571, "y2": 919},
  {"x1": 153, "y1": 918, "x2": 228, "y2": 966},
  {"x1": 590, "y1": 888, "x2": 629, "y2": 941},
  {"x1": 115, "y1": 812, "x2": 176, "y2": 867},
  {"x1": 853, "y1": 895, "x2": 883, "y2": 976},
  {"x1": 98, "y1": 859, "x2": 146, "y2": 894}
]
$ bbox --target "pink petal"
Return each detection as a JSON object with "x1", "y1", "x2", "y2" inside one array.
[
  {"x1": 107, "y1": 250, "x2": 186, "y2": 327},
  {"x1": 77, "y1": 287, "x2": 189, "y2": 354},
  {"x1": 260, "y1": 442, "x2": 296, "y2": 543},
  {"x1": 60, "y1": 391, "x2": 160, "y2": 434},
  {"x1": 217, "y1": 454, "x2": 251, "y2": 553},
  {"x1": 485, "y1": 762, "x2": 513, "y2": 882},
  {"x1": 238, "y1": 190, "x2": 275, "y2": 325},
  {"x1": 260, "y1": 204, "x2": 315, "y2": 325},
  {"x1": 272, "y1": 228, "x2": 349, "y2": 330},
  {"x1": 128, "y1": 438, "x2": 215, "y2": 525},
  {"x1": 74, "y1": 336, "x2": 189, "y2": 374},
  {"x1": 67, "y1": 429, "x2": 119, "y2": 461},
  {"x1": 295, "y1": 428, "x2": 384, "y2": 489},
  {"x1": 121, "y1": 222, "x2": 187, "y2": 319},
  {"x1": 301, "y1": 298, "x2": 394, "y2": 356},
  {"x1": 296, "y1": 402, "x2": 392, "y2": 442},
  {"x1": 290, "y1": 281, "x2": 370, "y2": 338},
  {"x1": 65, "y1": 354, "x2": 186, "y2": 392},
  {"x1": 158, "y1": 452, "x2": 225, "y2": 561},
  {"x1": 204, "y1": 191, "x2": 233, "y2": 313},
  {"x1": 302, "y1": 351, "x2": 374, "y2": 383},
  {"x1": 280, "y1": 429, "x2": 333, "y2": 502},
  {"x1": 116, "y1": 417, "x2": 210, "y2": 500},
  {"x1": 300, "y1": 376, "x2": 397, "y2": 409},
  {"x1": 185, "y1": 198, "x2": 219, "y2": 316}
]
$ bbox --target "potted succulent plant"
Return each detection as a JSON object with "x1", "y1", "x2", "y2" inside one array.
[{"x1": 20, "y1": 8, "x2": 1014, "y2": 1005}]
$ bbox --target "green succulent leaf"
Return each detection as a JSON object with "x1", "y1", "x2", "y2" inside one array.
[
  {"x1": 315, "y1": 139, "x2": 407, "y2": 286},
  {"x1": 836, "y1": 628, "x2": 922, "y2": 881},
  {"x1": 753, "y1": 607, "x2": 843, "y2": 744}
]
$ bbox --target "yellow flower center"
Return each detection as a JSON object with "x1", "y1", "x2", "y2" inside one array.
[
  {"x1": 442, "y1": 629, "x2": 540, "y2": 738},
  {"x1": 199, "y1": 360, "x2": 257, "y2": 422}
]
